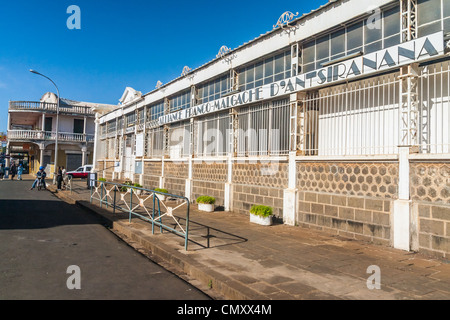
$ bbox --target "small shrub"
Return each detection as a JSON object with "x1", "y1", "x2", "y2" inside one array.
[
  {"x1": 250, "y1": 205, "x2": 273, "y2": 217},
  {"x1": 120, "y1": 180, "x2": 133, "y2": 192},
  {"x1": 196, "y1": 196, "x2": 216, "y2": 204},
  {"x1": 98, "y1": 178, "x2": 106, "y2": 182},
  {"x1": 155, "y1": 188, "x2": 168, "y2": 194},
  {"x1": 133, "y1": 183, "x2": 142, "y2": 188}
]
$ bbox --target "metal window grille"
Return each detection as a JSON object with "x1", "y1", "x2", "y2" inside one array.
[
  {"x1": 304, "y1": 72, "x2": 401, "y2": 156},
  {"x1": 146, "y1": 127, "x2": 165, "y2": 158},
  {"x1": 237, "y1": 98, "x2": 290, "y2": 156},
  {"x1": 194, "y1": 111, "x2": 231, "y2": 157},
  {"x1": 168, "y1": 121, "x2": 191, "y2": 158},
  {"x1": 418, "y1": 60, "x2": 450, "y2": 154}
]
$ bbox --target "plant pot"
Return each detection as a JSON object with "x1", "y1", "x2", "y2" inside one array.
[
  {"x1": 250, "y1": 213, "x2": 273, "y2": 226},
  {"x1": 198, "y1": 203, "x2": 214, "y2": 212},
  {"x1": 156, "y1": 194, "x2": 166, "y2": 201}
]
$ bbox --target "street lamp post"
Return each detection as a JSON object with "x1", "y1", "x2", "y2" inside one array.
[{"x1": 30, "y1": 69, "x2": 60, "y2": 184}]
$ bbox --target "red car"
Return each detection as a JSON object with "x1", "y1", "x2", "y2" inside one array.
[{"x1": 66, "y1": 165, "x2": 93, "y2": 179}]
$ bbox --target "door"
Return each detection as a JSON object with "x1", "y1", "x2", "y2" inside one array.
[
  {"x1": 45, "y1": 117, "x2": 53, "y2": 132},
  {"x1": 124, "y1": 147, "x2": 132, "y2": 179},
  {"x1": 66, "y1": 154, "x2": 82, "y2": 171},
  {"x1": 73, "y1": 119, "x2": 84, "y2": 134}
]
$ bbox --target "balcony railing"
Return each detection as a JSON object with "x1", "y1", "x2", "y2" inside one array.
[
  {"x1": 9, "y1": 101, "x2": 94, "y2": 116},
  {"x1": 7, "y1": 130, "x2": 94, "y2": 143}
]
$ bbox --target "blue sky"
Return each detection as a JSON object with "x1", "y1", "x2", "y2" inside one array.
[{"x1": 0, "y1": 0, "x2": 328, "y2": 132}]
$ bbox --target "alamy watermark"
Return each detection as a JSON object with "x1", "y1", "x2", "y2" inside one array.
[
  {"x1": 66, "y1": 265, "x2": 81, "y2": 290},
  {"x1": 67, "y1": 5, "x2": 81, "y2": 30},
  {"x1": 366, "y1": 265, "x2": 381, "y2": 290}
]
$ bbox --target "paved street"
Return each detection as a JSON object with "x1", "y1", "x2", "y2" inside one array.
[
  {"x1": 0, "y1": 179, "x2": 210, "y2": 300},
  {"x1": 56, "y1": 180, "x2": 450, "y2": 300}
]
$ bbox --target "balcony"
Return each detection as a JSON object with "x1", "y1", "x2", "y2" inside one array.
[
  {"x1": 9, "y1": 101, "x2": 94, "y2": 116},
  {"x1": 8, "y1": 130, "x2": 94, "y2": 143}
]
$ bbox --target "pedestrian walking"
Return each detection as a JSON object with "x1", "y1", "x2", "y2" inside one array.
[
  {"x1": 10, "y1": 162, "x2": 16, "y2": 181},
  {"x1": 17, "y1": 164, "x2": 24, "y2": 180},
  {"x1": 0, "y1": 163, "x2": 4, "y2": 180},
  {"x1": 57, "y1": 166, "x2": 63, "y2": 190}
]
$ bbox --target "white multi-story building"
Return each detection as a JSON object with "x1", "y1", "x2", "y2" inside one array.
[
  {"x1": 94, "y1": 0, "x2": 450, "y2": 259},
  {"x1": 7, "y1": 92, "x2": 116, "y2": 175}
]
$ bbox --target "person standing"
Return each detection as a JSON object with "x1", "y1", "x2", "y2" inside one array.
[
  {"x1": 17, "y1": 164, "x2": 23, "y2": 180},
  {"x1": 0, "y1": 163, "x2": 4, "y2": 180},
  {"x1": 61, "y1": 166, "x2": 67, "y2": 190},
  {"x1": 57, "y1": 166, "x2": 63, "y2": 190},
  {"x1": 10, "y1": 162, "x2": 16, "y2": 181}
]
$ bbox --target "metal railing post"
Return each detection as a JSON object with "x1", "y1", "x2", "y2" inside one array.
[
  {"x1": 185, "y1": 200, "x2": 190, "y2": 251},
  {"x1": 113, "y1": 186, "x2": 117, "y2": 214},
  {"x1": 88, "y1": 180, "x2": 190, "y2": 250},
  {"x1": 152, "y1": 193, "x2": 155, "y2": 234},
  {"x1": 129, "y1": 188, "x2": 133, "y2": 223},
  {"x1": 100, "y1": 182, "x2": 103, "y2": 208}
]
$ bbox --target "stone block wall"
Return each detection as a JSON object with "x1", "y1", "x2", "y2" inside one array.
[
  {"x1": 297, "y1": 162, "x2": 399, "y2": 198},
  {"x1": 296, "y1": 162, "x2": 398, "y2": 244},
  {"x1": 192, "y1": 180, "x2": 225, "y2": 207},
  {"x1": 192, "y1": 161, "x2": 227, "y2": 206},
  {"x1": 232, "y1": 162, "x2": 288, "y2": 218},
  {"x1": 297, "y1": 191, "x2": 391, "y2": 245},
  {"x1": 143, "y1": 161, "x2": 162, "y2": 190},
  {"x1": 104, "y1": 160, "x2": 115, "y2": 181},
  {"x1": 411, "y1": 162, "x2": 450, "y2": 259},
  {"x1": 163, "y1": 161, "x2": 188, "y2": 196}
]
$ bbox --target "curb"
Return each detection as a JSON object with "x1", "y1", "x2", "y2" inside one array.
[{"x1": 49, "y1": 187, "x2": 261, "y2": 300}]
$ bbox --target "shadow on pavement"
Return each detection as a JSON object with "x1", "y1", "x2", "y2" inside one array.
[{"x1": 0, "y1": 199, "x2": 104, "y2": 230}]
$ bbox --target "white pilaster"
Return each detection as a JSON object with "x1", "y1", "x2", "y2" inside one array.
[
  {"x1": 283, "y1": 153, "x2": 297, "y2": 226},
  {"x1": 393, "y1": 146, "x2": 412, "y2": 251}
]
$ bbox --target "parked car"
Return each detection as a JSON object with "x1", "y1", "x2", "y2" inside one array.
[{"x1": 66, "y1": 165, "x2": 93, "y2": 179}]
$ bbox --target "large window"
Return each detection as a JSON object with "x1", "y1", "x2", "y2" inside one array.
[
  {"x1": 194, "y1": 112, "x2": 231, "y2": 157},
  {"x1": 237, "y1": 98, "x2": 290, "y2": 156},
  {"x1": 125, "y1": 111, "x2": 136, "y2": 127},
  {"x1": 417, "y1": 0, "x2": 450, "y2": 37},
  {"x1": 168, "y1": 121, "x2": 191, "y2": 158},
  {"x1": 169, "y1": 90, "x2": 191, "y2": 113},
  {"x1": 302, "y1": 4, "x2": 401, "y2": 73},
  {"x1": 146, "y1": 100, "x2": 165, "y2": 127},
  {"x1": 197, "y1": 74, "x2": 230, "y2": 104},
  {"x1": 106, "y1": 120, "x2": 116, "y2": 134},
  {"x1": 238, "y1": 49, "x2": 291, "y2": 91}
]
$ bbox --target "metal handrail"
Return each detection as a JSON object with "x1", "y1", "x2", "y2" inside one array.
[{"x1": 89, "y1": 180, "x2": 190, "y2": 250}]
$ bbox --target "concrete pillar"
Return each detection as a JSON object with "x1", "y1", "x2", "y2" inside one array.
[
  {"x1": 283, "y1": 151, "x2": 297, "y2": 226},
  {"x1": 185, "y1": 156, "x2": 193, "y2": 200},
  {"x1": 39, "y1": 144, "x2": 45, "y2": 167},
  {"x1": 81, "y1": 145, "x2": 87, "y2": 166},
  {"x1": 283, "y1": 93, "x2": 300, "y2": 226},
  {"x1": 5, "y1": 143, "x2": 10, "y2": 167},
  {"x1": 92, "y1": 115, "x2": 100, "y2": 172},
  {"x1": 160, "y1": 158, "x2": 165, "y2": 189},
  {"x1": 393, "y1": 146, "x2": 420, "y2": 252},
  {"x1": 224, "y1": 154, "x2": 233, "y2": 212}
]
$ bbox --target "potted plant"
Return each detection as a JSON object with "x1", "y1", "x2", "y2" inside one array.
[
  {"x1": 154, "y1": 188, "x2": 168, "y2": 201},
  {"x1": 249, "y1": 205, "x2": 273, "y2": 226},
  {"x1": 196, "y1": 196, "x2": 216, "y2": 212},
  {"x1": 133, "y1": 183, "x2": 143, "y2": 195},
  {"x1": 120, "y1": 180, "x2": 133, "y2": 192}
]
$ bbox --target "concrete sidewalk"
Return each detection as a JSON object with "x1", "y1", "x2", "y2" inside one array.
[{"x1": 47, "y1": 180, "x2": 450, "y2": 300}]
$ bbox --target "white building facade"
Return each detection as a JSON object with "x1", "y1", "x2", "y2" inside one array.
[
  {"x1": 95, "y1": 0, "x2": 450, "y2": 259},
  {"x1": 7, "y1": 92, "x2": 115, "y2": 175}
]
